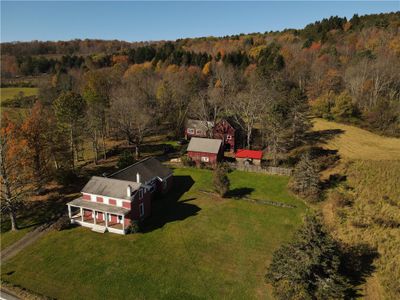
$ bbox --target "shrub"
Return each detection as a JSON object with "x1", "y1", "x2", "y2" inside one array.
[
  {"x1": 52, "y1": 215, "x2": 71, "y2": 231},
  {"x1": 117, "y1": 150, "x2": 135, "y2": 169},
  {"x1": 199, "y1": 162, "x2": 207, "y2": 169},
  {"x1": 331, "y1": 91, "x2": 357, "y2": 121},
  {"x1": 181, "y1": 155, "x2": 194, "y2": 167},
  {"x1": 311, "y1": 92, "x2": 335, "y2": 119},
  {"x1": 126, "y1": 220, "x2": 141, "y2": 234}
]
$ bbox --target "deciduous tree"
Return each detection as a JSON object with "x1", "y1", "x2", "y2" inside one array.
[
  {"x1": 20, "y1": 101, "x2": 51, "y2": 191},
  {"x1": 0, "y1": 116, "x2": 28, "y2": 231}
]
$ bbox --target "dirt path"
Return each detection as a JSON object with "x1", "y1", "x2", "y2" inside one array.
[{"x1": 1, "y1": 224, "x2": 52, "y2": 262}]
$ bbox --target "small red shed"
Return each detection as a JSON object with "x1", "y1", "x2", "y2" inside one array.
[
  {"x1": 187, "y1": 137, "x2": 223, "y2": 167},
  {"x1": 235, "y1": 149, "x2": 263, "y2": 166}
]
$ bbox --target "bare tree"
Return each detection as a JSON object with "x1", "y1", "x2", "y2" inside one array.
[
  {"x1": 110, "y1": 85, "x2": 152, "y2": 158},
  {"x1": 230, "y1": 73, "x2": 268, "y2": 148},
  {"x1": 0, "y1": 117, "x2": 28, "y2": 231}
]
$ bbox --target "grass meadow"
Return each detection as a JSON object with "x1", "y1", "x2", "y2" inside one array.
[
  {"x1": 1, "y1": 168, "x2": 306, "y2": 299},
  {"x1": 0, "y1": 87, "x2": 39, "y2": 102},
  {"x1": 314, "y1": 119, "x2": 400, "y2": 299},
  {"x1": 312, "y1": 118, "x2": 400, "y2": 160}
]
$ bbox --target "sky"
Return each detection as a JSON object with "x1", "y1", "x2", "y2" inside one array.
[{"x1": 1, "y1": 1, "x2": 399, "y2": 42}]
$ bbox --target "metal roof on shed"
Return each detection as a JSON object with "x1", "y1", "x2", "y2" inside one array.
[{"x1": 187, "y1": 137, "x2": 222, "y2": 154}]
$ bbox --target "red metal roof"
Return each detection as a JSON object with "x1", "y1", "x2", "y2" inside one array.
[{"x1": 235, "y1": 149, "x2": 263, "y2": 160}]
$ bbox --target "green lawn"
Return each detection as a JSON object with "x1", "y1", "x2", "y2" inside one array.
[
  {"x1": 0, "y1": 87, "x2": 39, "y2": 102},
  {"x1": 2, "y1": 168, "x2": 306, "y2": 299},
  {"x1": 1, "y1": 228, "x2": 32, "y2": 251}
]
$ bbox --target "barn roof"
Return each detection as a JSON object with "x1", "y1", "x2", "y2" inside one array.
[
  {"x1": 81, "y1": 176, "x2": 141, "y2": 200},
  {"x1": 235, "y1": 149, "x2": 263, "y2": 160},
  {"x1": 186, "y1": 119, "x2": 214, "y2": 130},
  {"x1": 110, "y1": 157, "x2": 172, "y2": 183},
  {"x1": 187, "y1": 137, "x2": 222, "y2": 154}
]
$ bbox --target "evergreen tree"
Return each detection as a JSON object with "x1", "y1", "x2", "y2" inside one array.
[
  {"x1": 213, "y1": 164, "x2": 230, "y2": 197},
  {"x1": 53, "y1": 91, "x2": 86, "y2": 169},
  {"x1": 266, "y1": 214, "x2": 350, "y2": 300},
  {"x1": 289, "y1": 153, "x2": 321, "y2": 201}
]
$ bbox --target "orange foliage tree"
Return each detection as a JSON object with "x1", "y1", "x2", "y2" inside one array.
[
  {"x1": 20, "y1": 101, "x2": 51, "y2": 190},
  {"x1": 0, "y1": 115, "x2": 29, "y2": 230}
]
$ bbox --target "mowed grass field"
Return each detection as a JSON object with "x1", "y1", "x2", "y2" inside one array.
[
  {"x1": 1, "y1": 168, "x2": 306, "y2": 299},
  {"x1": 0, "y1": 87, "x2": 39, "y2": 102},
  {"x1": 312, "y1": 118, "x2": 400, "y2": 160}
]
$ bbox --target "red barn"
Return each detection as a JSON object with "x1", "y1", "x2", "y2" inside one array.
[
  {"x1": 66, "y1": 157, "x2": 172, "y2": 235},
  {"x1": 213, "y1": 119, "x2": 237, "y2": 152},
  {"x1": 235, "y1": 149, "x2": 263, "y2": 166},
  {"x1": 187, "y1": 137, "x2": 223, "y2": 167}
]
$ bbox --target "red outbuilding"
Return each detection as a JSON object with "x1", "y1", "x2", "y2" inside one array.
[
  {"x1": 187, "y1": 137, "x2": 223, "y2": 167},
  {"x1": 235, "y1": 149, "x2": 263, "y2": 166}
]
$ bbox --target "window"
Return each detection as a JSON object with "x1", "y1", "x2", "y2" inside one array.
[
  {"x1": 226, "y1": 135, "x2": 232, "y2": 140},
  {"x1": 118, "y1": 215, "x2": 122, "y2": 223},
  {"x1": 196, "y1": 129, "x2": 202, "y2": 135},
  {"x1": 139, "y1": 203, "x2": 144, "y2": 217},
  {"x1": 201, "y1": 156, "x2": 209, "y2": 162},
  {"x1": 139, "y1": 189, "x2": 143, "y2": 199},
  {"x1": 187, "y1": 128, "x2": 194, "y2": 134}
]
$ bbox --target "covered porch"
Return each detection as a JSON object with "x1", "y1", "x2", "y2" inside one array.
[{"x1": 67, "y1": 197, "x2": 130, "y2": 235}]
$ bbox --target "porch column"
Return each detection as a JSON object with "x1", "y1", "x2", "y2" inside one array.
[
  {"x1": 122, "y1": 215, "x2": 125, "y2": 231},
  {"x1": 93, "y1": 210, "x2": 96, "y2": 225},
  {"x1": 80, "y1": 207, "x2": 83, "y2": 222},
  {"x1": 105, "y1": 212, "x2": 108, "y2": 228},
  {"x1": 68, "y1": 205, "x2": 71, "y2": 219}
]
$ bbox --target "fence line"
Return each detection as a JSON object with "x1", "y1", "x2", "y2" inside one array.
[
  {"x1": 167, "y1": 161, "x2": 293, "y2": 176},
  {"x1": 227, "y1": 163, "x2": 293, "y2": 176}
]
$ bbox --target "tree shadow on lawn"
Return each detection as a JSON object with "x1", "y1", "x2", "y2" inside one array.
[
  {"x1": 226, "y1": 187, "x2": 254, "y2": 199},
  {"x1": 1, "y1": 193, "x2": 76, "y2": 232},
  {"x1": 141, "y1": 175, "x2": 201, "y2": 232}
]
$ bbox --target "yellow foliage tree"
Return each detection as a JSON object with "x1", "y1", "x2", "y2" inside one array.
[{"x1": 202, "y1": 61, "x2": 212, "y2": 76}]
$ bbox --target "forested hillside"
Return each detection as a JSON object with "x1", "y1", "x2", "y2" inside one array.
[{"x1": 2, "y1": 12, "x2": 399, "y2": 136}]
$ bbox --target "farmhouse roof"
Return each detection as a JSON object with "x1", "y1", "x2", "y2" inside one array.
[
  {"x1": 67, "y1": 197, "x2": 130, "y2": 215},
  {"x1": 187, "y1": 137, "x2": 222, "y2": 154},
  {"x1": 186, "y1": 119, "x2": 214, "y2": 130},
  {"x1": 110, "y1": 157, "x2": 172, "y2": 183},
  {"x1": 235, "y1": 149, "x2": 263, "y2": 160},
  {"x1": 81, "y1": 176, "x2": 141, "y2": 200}
]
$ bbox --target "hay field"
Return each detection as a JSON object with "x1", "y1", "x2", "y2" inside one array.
[{"x1": 312, "y1": 118, "x2": 400, "y2": 161}]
